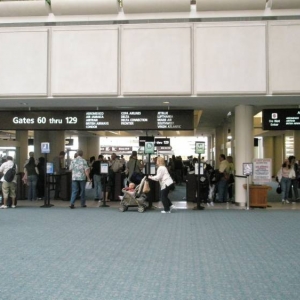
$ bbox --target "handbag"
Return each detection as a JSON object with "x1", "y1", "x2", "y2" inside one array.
[
  {"x1": 129, "y1": 159, "x2": 143, "y2": 185},
  {"x1": 85, "y1": 181, "x2": 93, "y2": 190},
  {"x1": 276, "y1": 183, "x2": 282, "y2": 194},
  {"x1": 130, "y1": 172, "x2": 144, "y2": 185},
  {"x1": 142, "y1": 180, "x2": 150, "y2": 193}
]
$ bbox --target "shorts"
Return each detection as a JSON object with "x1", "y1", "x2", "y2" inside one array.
[{"x1": 2, "y1": 181, "x2": 17, "y2": 198}]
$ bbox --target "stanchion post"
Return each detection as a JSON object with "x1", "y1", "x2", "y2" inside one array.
[
  {"x1": 41, "y1": 153, "x2": 53, "y2": 208},
  {"x1": 246, "y1": 175, "x2": 250, "y2": 210},
  {"x1": 99, "y1": 162, "x2": 109, "y2": 208}
]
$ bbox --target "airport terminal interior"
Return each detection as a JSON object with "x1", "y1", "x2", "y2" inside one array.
[{"x1": 0, "y1": 1, "x2": 300, "y2": 299}]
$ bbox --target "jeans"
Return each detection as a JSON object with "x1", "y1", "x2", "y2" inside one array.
[
  {"x1": 70, "y1": 180, "x2": 86, "y2": 206},
  {"x1": 288, "y1": 179, "x2": 299, "y2": 200},
  {"x1": 280, "y1": 177, "x2": 291, "y2": 201},
  {"x1": 217, "y1": 178, "x2": 228, "y2": 202},
  {"x1": 27, "y1": 175, "x2": 38, "y2": 201},
  {"x1": 54, "y1": 175, "x2": 61, "y2": 198},
  {"x1": 93, "y1": 174, "x2": 102, "y2": 199},
  {"x1": 161, "y1": 186, "x2": 173, "y2": 212}
]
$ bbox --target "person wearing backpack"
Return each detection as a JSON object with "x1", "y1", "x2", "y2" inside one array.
[{"x1": 0, "y1": 156, "x2": 18, "y2": 209}]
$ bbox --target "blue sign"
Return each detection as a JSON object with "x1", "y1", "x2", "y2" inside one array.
[{"x1": 41, "y1": 142, "x2": 50, "y2": 154}]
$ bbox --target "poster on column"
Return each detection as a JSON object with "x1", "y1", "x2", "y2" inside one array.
[{"x1": 253, "y1": 159, "x2": 272, "y2": 184}]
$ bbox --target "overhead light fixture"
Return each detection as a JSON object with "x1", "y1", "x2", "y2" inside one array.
[
  {"x1": 108, "y1": 131, "x2": 119, "y2": 135},
  {"x1": 163, "y1": 101, "x2": 169, "y2": 104},
  {"x1": 20, "y1": 102, "x2": 28, "y2": 106},
  {"x1": 227, "y1": 111, "x2": 232, "y2": 117}
]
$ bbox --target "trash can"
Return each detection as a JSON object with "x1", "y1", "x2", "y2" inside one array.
[{"x1": 243, "y1": 184, "x2": 271, "y2": 208}]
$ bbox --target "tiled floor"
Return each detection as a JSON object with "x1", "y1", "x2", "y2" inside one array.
[{"x1": 9, "y1": 198, "x2": 300, "y2": 211}]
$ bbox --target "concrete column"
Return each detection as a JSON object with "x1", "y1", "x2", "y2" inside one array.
[
  {"x1": 86, "y1": 136, "x2": 100, "y2": 160},
  {"x1": 263, "y1": 136, "x2": 275, "y2": 176},
  {"x1": 48, "y1": 131, "x2": 65, "y2": 162},
  {"x1": 78, "y1": 136, "x2": 88, "y2": 159},
  {"x1": 15, "y1": 131, "x2": 28, "y2": 168},
  {"x1": 215, "y1": 126, "x2": 225, "y2": 167},
  {"x1": 274, "y1": 135, "x2": 284, "y2": 172},
  {"x1": 294, "y1": 131, "x2": 300, "y2": 160},
  {"x1": 34, "y1": 131, "x2": 49, "y2": 160},
  {"x1": 207, "y1": 136, "x2": 212, "y2": 163},
  {"x1": 230, "y1": 115, "x2": 235, "y2": 158},
  {"x1": 235, "y1": 105, "x2": 253, "y2": 207}
]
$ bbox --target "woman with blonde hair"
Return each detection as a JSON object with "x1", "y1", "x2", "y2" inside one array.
[{"x1": 149, "y1": 156, "x2": 175, "y2": 213}]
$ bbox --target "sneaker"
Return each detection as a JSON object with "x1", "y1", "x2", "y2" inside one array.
[
  {"x1": 69, "y1": 204, "x2": 75, "y2": 209},
  {"x1": 206, "y1": 203, "x2": 210, "y2": 207},
  {"x1": 11, "y1": 205, "x2": 16, "y2": 208},
  {"x1": 285, "y1": 199, "x2": 290, "y2": 204},
  {"x1": 81, "y1": 205, "x2": 87, "y2": 208},
  {"x1": 282, "y1": 200, "x2": 285, "y2": 204},
  {"x1": 161, "y1": 210, "x2": 171, "y2": 214},
  {"x1": 0, "y1": 205, "x2": 7, "y2": 209},
  {"x1": 210, "y1": 202, "x2": 214, "y2": 207},
  {"x1": 170, "y1": 205, "x2": 177, "y2": 211}
]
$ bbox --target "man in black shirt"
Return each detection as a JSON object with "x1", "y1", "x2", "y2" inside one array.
[{"x1": 91, "y1": 154, "x2": 104, "y2": 201}]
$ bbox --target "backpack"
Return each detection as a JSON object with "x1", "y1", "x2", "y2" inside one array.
[{"x1": 4, "y1": 163, "x2": 16, "y2": 182}]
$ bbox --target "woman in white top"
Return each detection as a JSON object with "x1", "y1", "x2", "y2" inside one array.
[
  {"x1": 148, "y1": 157, "x2": 175, "y2": 213},
  {"x1": 277, "y1": 161, "x2": 296, "y2": 204}
]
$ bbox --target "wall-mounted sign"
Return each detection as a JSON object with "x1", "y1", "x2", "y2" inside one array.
[
  {"x1": 0, "y1": 110, "x2": 194, "y2": 131},
  {"x1": 100, "y1": 146, "x2": 132, "y2": 153},
  {"x1": 41, "y1": 142, "x2": 50, "y2": 154},
  {"x1": 263, "y1": 109, "x2": 300, "y2": 130},
  {"x1": 139, "y1": 136, "x2": 155, "y2": 146},
  {"x1": 253, "y1": 159, "x2": 272, "y2": 183},
  {"x1": 65, "y1": 139, "x2": 74, "y2": 146},
  {"x1": 156, "y1": 146, "x2": 172, "y2": 151},
  {"x1": 154, "y1": 138, "x2": 170, "y2": 146},
  {"x1": 243, "y1": 163, "x2": 253, "y2": 176}
]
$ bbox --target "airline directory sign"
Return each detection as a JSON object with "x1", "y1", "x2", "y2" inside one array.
[
  {"x1": 262, "y1": 109, "x2": 300, "y2": 130},
  {"x1": 0, "y1": 110, "x2": 193, "y2": 131}
]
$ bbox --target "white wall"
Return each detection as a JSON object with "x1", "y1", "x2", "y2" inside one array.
[
  {"x1": 269, "y1": 21, "x2": 300, "y2": 94},
  {"x1": 121, "y1": 24, "x2": 192, "y2": 95},
  {"x1": 0, "y1": 28, "x2": 48, "y2": 96},
  {"x1": 194, "y1": 22, "x2": 267, "y2": 94},
  {"x1": 0, "y1": 21, "x2": 300, "y2": 97},
  {"x1": 51, "y1": 26, "x2": 119, "y2": 96}
]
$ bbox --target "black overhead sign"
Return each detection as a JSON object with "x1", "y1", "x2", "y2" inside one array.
[
  {"x1": 0, "y1": 110, "x2": 193, "y2": 131},
  {"x1": 262, "y1": 109, "x2": 300, "y2": 130},
  {"x1": 154, "y1": 138, "x2": 170, "y2": 146}
]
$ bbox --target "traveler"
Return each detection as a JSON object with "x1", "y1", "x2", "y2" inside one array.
[
  {"x1": 126, "y1": 151, "x2": 143, "y2": 184},
  {"x1": 53, "y1": 151, "x2": 65, "y2": 200},
  {"x1": 24, "y1": 157, "x2": 39, "y2": 201},
  {"x1": 277, "y1": 160, "x2": 295, "y2": 204},
  {"x1": 227, "y1": 156, "x2": 235, "y2": 203},
  {"x1": 148, "y1": 157, "x2": 176, "y2": 213},
  {"x1": 91, "y1": 154, "x2": 104, "y2": 201},
  {"x1": 288, "y1": 156, "x2": 299, "y2": 202},
  {"x1": 108, "y1": 153, "x2": 123, "y2": 200},
  {"x1": 37, "y1": 157, "x2": 46, "y2": 200},
  {"x1": 69, "y1": 150, "x2": 91, "y2": 209},
  {"x1": 217, "y1": 154, "x2": 229, "y2": 203},
  {"x1": 0, "y1": 156, "x2": 18, "y2": 208}
]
